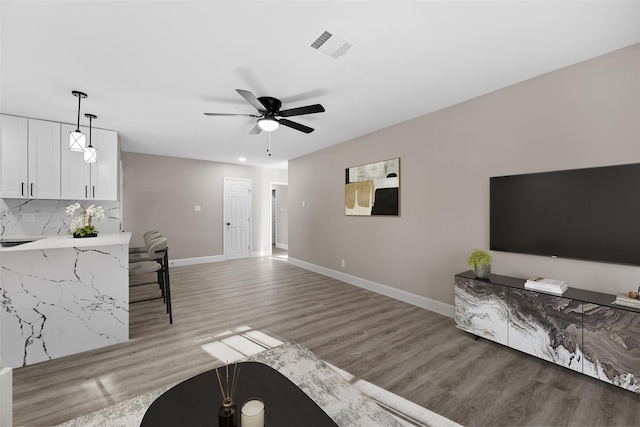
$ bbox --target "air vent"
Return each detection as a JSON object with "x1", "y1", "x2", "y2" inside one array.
[{"x1": 310, "y1": 30, "x2": 353, "y2": 59}]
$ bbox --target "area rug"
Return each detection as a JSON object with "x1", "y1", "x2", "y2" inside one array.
[
  {"x1": 56, "y1": 341, "x2": 460, "y2": 427},
  {"x1": 244, "y1": 341, "x2": 402, "y2": 426}
]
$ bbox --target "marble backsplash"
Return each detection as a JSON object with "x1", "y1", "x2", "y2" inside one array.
[{"x1": 0, "y1": 198, "x2": 121, "y2": 238}]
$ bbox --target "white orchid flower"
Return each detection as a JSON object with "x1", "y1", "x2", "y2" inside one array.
[{"x1": 66, "y1": 203, "x2": 105, "y2": 236}]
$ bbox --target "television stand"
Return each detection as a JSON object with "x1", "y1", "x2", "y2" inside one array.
[{"x1": 455, "y1": 270, "x2": 640, "y2": 393}]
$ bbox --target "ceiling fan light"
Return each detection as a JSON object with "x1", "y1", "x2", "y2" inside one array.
[
  {"x1": 258, "y1": 118, "x2": 279, "y2": 132},
  {"x1": 69, "y1": 130, "x2": 86, "y2": 152}
]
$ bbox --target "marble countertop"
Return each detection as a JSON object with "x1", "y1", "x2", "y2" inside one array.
[{"x1": 0, "y1": 232, "x2": 131, "y2": 252}]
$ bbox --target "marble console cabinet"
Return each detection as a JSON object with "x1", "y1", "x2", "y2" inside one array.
[
  {"x1": 0, "y1": 233, "x2": 131, "y2": 367},
  {"x1": 455, "y1": 271, "x2": 640, "y2": 393}
]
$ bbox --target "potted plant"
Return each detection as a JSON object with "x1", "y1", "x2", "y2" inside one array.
[
  {"x1": 468, "y1": 249, "x2": 492, "y2": 279},
  {"x1": 66, "y1": 203, "x2": 105, "y2": 237}
]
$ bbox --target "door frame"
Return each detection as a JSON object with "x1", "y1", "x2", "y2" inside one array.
[
  {"x1": 223, "y1": 177, "x2": 252, "y2": 260},
  {"x1": 270, "y1": 181, "x2": 288, "y2": 255}
]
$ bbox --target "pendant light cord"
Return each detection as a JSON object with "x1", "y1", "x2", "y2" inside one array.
[{"x1": 76, "y1": 95, "x2": 82, "y2": 131}]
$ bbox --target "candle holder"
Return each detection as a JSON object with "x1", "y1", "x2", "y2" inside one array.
[
  {"x1": 241, "y1": 398, "x2": 265, "y2": 427},
  {"x1": 215, "y1": 363, "x2": 241, "y2": 427}
]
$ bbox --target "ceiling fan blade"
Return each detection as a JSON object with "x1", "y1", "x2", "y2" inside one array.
[
  {"x1": 279, "y1": 119, "x2": 314, "y2": 134},
  {"x1": 236, "y1": 89, "x2": 267, "y2": 111},
  {"x1": 279, "y1": 104, "x2": 325, "y2": 117},
  {"x1": 204, "y1": 113, "x2": 260, "y2": 117},
  {"x1": 249, "y1": 123, "x2": 262, "y2": 135}
]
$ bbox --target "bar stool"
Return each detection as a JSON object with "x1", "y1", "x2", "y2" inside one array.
[
  {"x1": 129, "y1": 233, "x2": 164, "y2": 262},
  {"x1": 130, "y1": 231, "x2": 162, "y2": 254},
  {"x1": 130, "y1": 233, "x2": 165, "y2": 297},
  {"x1": 129, "y1": 238, "x2": 172, "y2": 324}
]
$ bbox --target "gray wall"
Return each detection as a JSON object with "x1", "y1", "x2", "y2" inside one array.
[
  {"x1": 289, "y1": 43, "x2": 640, "y2": 306},
  {"x1": 122, "y1": 152, "x2": 287, "y2": 260}
]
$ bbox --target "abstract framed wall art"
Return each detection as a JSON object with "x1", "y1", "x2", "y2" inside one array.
[{"x1": 345, "y1": 158, "x2": 399, "y2": 216}]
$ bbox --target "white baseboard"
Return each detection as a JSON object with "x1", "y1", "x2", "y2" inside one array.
[
  {"x1": 275, "y1": 243, "x2": 288, "y2": 250},
  {"x1": 251, "y1": 250, "x2": 271, "y2": 258},
  {"x1": 169, "y1": 255, "x2": 225, "y2": 267},
  {"x1": 288, "y1": 257, "x2": 454, "y2": 318},
  {"x1": 171, "y1": 250, "x2": 283, "y2": 265},
  {"x1": 171, "y1": 253, "x2": 270, "y2": 265}
]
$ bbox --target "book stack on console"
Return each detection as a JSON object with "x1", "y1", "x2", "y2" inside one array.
[
  {"x1": 524, "y1": 277, "x2": 568, "y2": 295},
  {"x1": 613, "y1": 293, "x2": 640, "y2": 309}
]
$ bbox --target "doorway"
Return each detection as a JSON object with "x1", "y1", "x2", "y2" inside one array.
[
  {"x1": 224, "y1": 177, "x2": 251, "y2": 260},
  {"x1": 271, "y1": 182, "x2": 288, "y2": 257}
]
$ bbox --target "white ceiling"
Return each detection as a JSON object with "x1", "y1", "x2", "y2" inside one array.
[{"x1": 2, "y1": 1, "x2": 639, "y2": 169}]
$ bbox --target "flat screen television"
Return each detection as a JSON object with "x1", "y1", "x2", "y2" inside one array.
[{"x1": 490, "y1": 163, "x2": 640, "y2": 266}]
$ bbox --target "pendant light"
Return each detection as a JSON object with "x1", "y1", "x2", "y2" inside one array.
[
  {"x1": 69, "y1": 91, "x2": 87, "y2": 151},
  {"x1": 83, "y1": 113, "x2": 97, "y2": 163}
]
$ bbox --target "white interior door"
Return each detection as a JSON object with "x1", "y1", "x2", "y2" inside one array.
[{"x1": 224, "y1": 177, "x2": 251, "y2": 260}]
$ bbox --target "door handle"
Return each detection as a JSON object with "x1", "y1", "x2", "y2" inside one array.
[
  {"x1": 30, "y1": 183, "x2": 34, "y2": 197},
  {"x1": 21, "y1": 182, "x2": 25, "y2": 196},
  {"x1": 226, "y1": 222, "x2": 230, "y2": 226}
]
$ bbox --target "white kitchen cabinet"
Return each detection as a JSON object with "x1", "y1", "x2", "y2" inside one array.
[
  {"x1": 91, "y1": 128, "x2": 119, "y2": 201},
  {"x1": 0, "y1": 115, "x2": 27, "y2": 198},
  {"x1": 61, "y1": 124, "x2": 118, "y2": 201},
  {"x1": 0, "y1": 115, "x2": 61, "y2": 199}
]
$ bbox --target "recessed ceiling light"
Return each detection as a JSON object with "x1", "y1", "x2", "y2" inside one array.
[{"x1": 238, "y1": 157, "x2": 246, "y2": 162}]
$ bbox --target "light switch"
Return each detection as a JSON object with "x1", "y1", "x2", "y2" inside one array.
[
  {"x1": 194, "y1": 205, "x2": 201, "y2": 212},
  {"x1": 302, "y1": 201, "x2": 306, "y2": 208}
]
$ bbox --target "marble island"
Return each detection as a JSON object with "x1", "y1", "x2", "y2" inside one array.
[{"x1": 1, "y1": 232, "x2": 131, "y2": 367}]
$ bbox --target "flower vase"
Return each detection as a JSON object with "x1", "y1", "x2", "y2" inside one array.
[
  {"x1": 218, "y1": 397, "x2": 237, "y2": 427},
  {"x1": 473, "y1": 264, "x2": 491, "y2": 279}
]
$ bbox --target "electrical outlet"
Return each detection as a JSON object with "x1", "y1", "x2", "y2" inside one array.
[
  {"x1": 22, "y1": 213, "x2": 35, "y2": 222},
  {"x1": 194, "y1": 205, "x2": 201, "y2": 212},
  {"x1": 341, "y1": 259, "x2": 346, "y2": 268}
]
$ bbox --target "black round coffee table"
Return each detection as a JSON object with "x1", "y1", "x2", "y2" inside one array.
[{"x1": 140, "y1": 361, "x2": 338, "y2": 426}]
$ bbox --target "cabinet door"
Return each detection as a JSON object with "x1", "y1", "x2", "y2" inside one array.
[
  {"x1": 61, "y1": 124, "x2": 92, "y2": 200},
  {"x1": 508, "y1": 289, "x2": 583, "y2": 372},
  {"x1": 455, "y1": 276, "x2": 509, "y2": 345},
  {"x1": 27, "y1": 119, "x2": 61, "y2": 199},
  {"x1": 0, "y1": 114, "x2": 28, "y2": 198},
  {"x1": 583, "y1": 304, "x2": 640, "y2": 393},
  {"x1": 90, "y1": 128, "x2": 118, "y2": 201}
]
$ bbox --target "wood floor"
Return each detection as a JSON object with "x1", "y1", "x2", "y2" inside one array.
[{"x1": 12, "y1": 252, "x2": 640, "y2": 426}]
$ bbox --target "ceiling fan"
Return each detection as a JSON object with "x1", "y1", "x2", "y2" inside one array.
[{"x1": 204, "y1": 89, "x2": 325, "y2": 134}]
